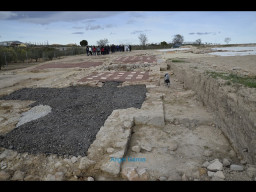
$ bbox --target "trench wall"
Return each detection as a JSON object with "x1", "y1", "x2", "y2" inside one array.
[{"x1": 169, "y1": 61, "x2": 256, "y2": 164}]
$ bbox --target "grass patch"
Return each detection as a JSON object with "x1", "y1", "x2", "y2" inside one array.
[{"x1": 206, "y1": 71, "x2": 256, "y2": 88}]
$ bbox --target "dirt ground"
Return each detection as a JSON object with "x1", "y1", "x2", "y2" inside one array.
[{"x1": 0, "y1": 46, "x2": 255, "y2": 181}]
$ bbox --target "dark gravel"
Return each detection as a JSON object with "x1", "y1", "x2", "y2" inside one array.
[{"x1": 0, "y1": 82, "x2": 146, "y2": 156}]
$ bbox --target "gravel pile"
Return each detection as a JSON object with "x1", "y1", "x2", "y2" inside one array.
[{"x1": 0, "y1": 82, "x2": 146, "y2": 156}]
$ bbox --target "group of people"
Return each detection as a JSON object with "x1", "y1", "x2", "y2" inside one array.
[{"x1": 86, "y1": 44, "x2": 132, "y2": 56}]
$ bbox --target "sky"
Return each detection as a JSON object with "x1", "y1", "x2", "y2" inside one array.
[{"x1": 0, "y1": 11, "x2": 256, "y2": 45}]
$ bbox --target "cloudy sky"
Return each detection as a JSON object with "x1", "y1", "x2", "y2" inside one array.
[{"x1": 0, "y1": 11, "x2": 256, "y2": 45}]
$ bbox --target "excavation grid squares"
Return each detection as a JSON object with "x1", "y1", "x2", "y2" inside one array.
[
  {"x1": 36, "y1": 61, "x2": 103, "y2": 69},
  {"x1": 113, "y1": 56, "x2": 157, "y2": 64},
  {"x1": 79, "y1": 71, "x2": 149, "y2": 82}
]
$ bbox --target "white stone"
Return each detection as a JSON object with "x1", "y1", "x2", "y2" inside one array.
[
  {"x1": 106, "y1": 148, "x2": 115, "y2": 153},
  {"x1": 202, "y1": 161, "x2": 210, "y2": 168},
  {"x1": 123, "y1": 120, "x2": 134, "y2": 129},
  {"x1": 207, "y1": 159, "x2": 223, "y2": 171},
  {"x1": 132, "y1": 145, "x2": 141, "y2": 153},
  {"x1": 78, "y1": 157, "x2": 96, "y2": 170},
  {"x1": 169, "y1": 141, "x2": 178, "y2": 151},
  {"x1": 230, "y1": 164, "x2": 244, "y2": 171},
  {"x1": 207, "y1": 171, "x2": 215, "y2": 177},
  {"x1": 203, "y1": 149, "x2": 213, "y2": 157},
  {"x1": 159, "y1": 176, "x2": 167, "y2": 181},
  {"x1": 214, "y1": 171, "x2": 225, "y2": 179},
  {"x1": 100, "y1": 161, "x2": 121, "y2": 176},
  {"x1": 223, "y1": 158, "x2": 231, "y2": 167},
  {"x1": 71, "y1": 156, "x2": 78, "y2": 163},
  {"x1": 45, "y1": 174, "x2": 56, "y2": 181},
  {"x1": 55, "y1": 172, "x2": 64, "y2": 181},
  {"x1": 16, "y1": 105, "x2": 52, "y2": 127},
  {"x1": 87, "y1": 176, "x2": 94, "y2": 181},
  {"x1": 246, "y1": 166, "x2": 256, "y2": 178},
  {"x1": 11, "y1": 171, "x2": 25, "y2": 181},
  {"x1": 121, "y1": 167, "x2": 139, "y2": 181},
  {"x1": 140, "y1": 144, "x2": 152, "y2": 152}
]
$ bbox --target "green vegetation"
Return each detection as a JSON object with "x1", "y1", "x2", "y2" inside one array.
[
  {"x1": 206, "y1": 71, "x2": 256, "y2": 88},
  {"x1": 0, "y1": 46, "x2": 86, "y2": 70}
]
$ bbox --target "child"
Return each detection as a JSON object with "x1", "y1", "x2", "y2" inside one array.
[{"x1": 164, "y1": 73, "x2": 170, "y2": 87}]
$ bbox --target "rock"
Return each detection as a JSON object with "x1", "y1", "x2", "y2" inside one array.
[
  {"x1": 207, "y1": 171, "x2": 215, "y2": 177},
  {"x1": 246, "y1": 166, "x2": 256, "y2": 178},
  {"x1": 207, "y1": 159, "x2": 223, "y2": 171},
  {"x1": 123, "y1": 120, "x2": 134, "y2": 129},
  {"x1": 132, "y1": 145, "x2": 141, "y2": 153},
  {"x1": 0, "y1": 171, "x2": 11, "y2": 180},
  {"x1": 202, "y1": 161, "x2": 210, "y2": 168},
  {"x1": 136, "y1": 168, "x2": 149, "y2": 181},
  {"x1": 100, "y1": 161, "x2": 121, "y2": 176},
  {"x1": 167, "y1": 172, "x2": 181, "y2": 181},
  {"x1": 54, "y1": 161, "x2": 62, "y2": 168},
  {"x1": 78, "y1": 157, "x2": 96, "y2": 170},
  {"x1": 230, "y1": 164, "x2": 244, "y2": 171},
  {"x1": 211, "y1": 176, "x2": 224, "y2": 181},
  {"x1": 106, "y1": 148, "x2": 115, "y2": 153},
  {"x1": 121, "y1": 167, "x2": 139, "y2": 181},
  {"x1": 140, "y1": 144, "x2": 152, "y2": 152},
  {"x1": 169, "y1": 141, "x2": 178, "y2": 151},
  {"x1": 232, "y1": 67, "x2": 241, "y2": 70},
  {"x1": 214, "y1": 171, "x2": 225, "y2": 179},
  {"x1": 223, "y1": 158, "x2": 231, "y2": 167},
  {"x1": 159, "y1": 176, "x2": 167, "y2": 181},
  {"x1": 71, "y1": 156, "x2": 78, "y2": 163},
  {"x1": 24, "y1": 175, "x2": 40, "y2": 181},
  {"x1": 181, "y1": 174, "x2": 188, "y2": 181},
  {"x1": 0, "y1": 161, "x2": 7, "y2": 170},
  {"x1": 87, "y1": 176, "x2": 94, "y2": 181},
  {"x1": 55, "y1": 172, "x2": 64, "y2": 181},
  {"x1": 240, "y1": 159, "x2": 247, "y2": 165},
  {"x1": 203, "y1": 149, "x2": 213, "y2": 157},
  {"x1": 229, "y1": 149, "x2": 236, "y2": 157},
  {"x1": 11, "y1": 171, "x2": 25, "y2": 181},
  {"x1": 45, "y1": 174, "x2": 56, "y2": 181}
]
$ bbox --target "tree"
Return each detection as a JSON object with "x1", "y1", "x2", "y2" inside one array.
[
  {"x1": 80, "y1": 40, "x2": 88, "y2": 47},
  {"x1": 195, "y1": 39, "x2": 202, "y2": 45},
  {"x1": 160, "y1": 41, "x2": 168, "y2": 46},
  {"x1": 138, "y1": 33, "x2": 148, "y2": 49},
  {"x1": 97, "y1": 39, "x2": 109, "y2": 46},
  {"x1": 224, "y1": 37, "x2": 231, "y2": 44},
  {"x1": 172, "y1": 34, "x2": 184, "y2": 47}
]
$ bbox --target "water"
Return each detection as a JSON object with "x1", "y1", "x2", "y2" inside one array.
[{"x1": 208, "y1": 46, "x2": 256, "y2": 56}]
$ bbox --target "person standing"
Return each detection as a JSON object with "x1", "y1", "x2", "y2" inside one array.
[
  {"x1": 88, "y1": 46, "x2": 92, "y2": 55},
  {"x1": 86, "y1": 46, "x2": 89, "y2": 56}
]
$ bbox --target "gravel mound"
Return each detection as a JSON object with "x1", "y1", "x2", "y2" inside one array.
[{"x1": 0, "y1": 82, "x2": 146, "y2": 156}]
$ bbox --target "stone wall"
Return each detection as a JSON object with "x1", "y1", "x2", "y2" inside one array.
[{"x1": 169, "y1": 61, "x2": 256, "y2": 164}]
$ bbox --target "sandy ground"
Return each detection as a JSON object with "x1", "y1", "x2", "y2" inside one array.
[{"x1": 0, "y1": 46, "x2": 255, "y2": 181}]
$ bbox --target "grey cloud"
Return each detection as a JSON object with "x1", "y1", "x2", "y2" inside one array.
[
  {"x1": 85, "y1": 24, "x2": 104, "y2": 30},
  {"x1": 1, "y1": 11, "x2": 123, "y2": 25},
  {"x1": 189, "y1": 32, "x2": 216, "y2": 35},
  {"x1": 105, "y1": 24, "x2": 115, "y2": 28},
  {"x1": 72, "y1": 32, "x2": 84, "y2": 34},
  {"x1": 131, "y1": 30, "x2": 151, "y2": 35},
  {"x1": 72, "y1": 26, "x2": 84, "y2": 29}
]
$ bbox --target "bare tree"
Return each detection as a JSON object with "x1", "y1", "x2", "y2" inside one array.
[
  {"x1": 97, "y1": 39, "x2": 109, "y2": 46},
  {"x1": 172, "y1": 34, "x2": 184, "y2": 47},
  {"x1": 195, "y1": 39, "x2": 202, "y2": 45},
  {"x1": 224, "y1": 37, "x2": 231, "y2": 44},
  {"x1": 138, "y1": 33, "x2": 148, "y2": 49}
]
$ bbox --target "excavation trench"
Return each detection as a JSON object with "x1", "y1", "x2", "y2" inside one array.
[
  {"x1": 0, "y1": 82, "x2": 147, "y2": 157},
  {"x1": 169, "y1": 61, "x2": 256, "y2": 164}
]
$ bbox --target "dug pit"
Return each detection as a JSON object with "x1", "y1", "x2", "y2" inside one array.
[{"x1": 0, "y1": 82, "x2": 147, "y2": 157}]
